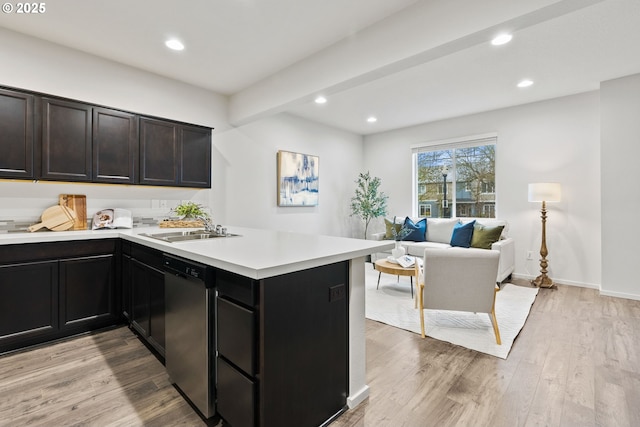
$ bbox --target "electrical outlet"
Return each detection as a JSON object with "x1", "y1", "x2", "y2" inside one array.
[
  {"x1": 159, "y1": 200, "x2": 168, "y2": 208},
  {"x1": 329, "y1": 284, "x2": 346, "y2": 302},
  {"x1": 526, "y1": 251, "x2": 534, "y2": 260}
]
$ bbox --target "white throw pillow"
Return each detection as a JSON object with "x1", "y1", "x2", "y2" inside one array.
[{"x1": 426, "y1": 218, "x2": 459, "y2": 243}]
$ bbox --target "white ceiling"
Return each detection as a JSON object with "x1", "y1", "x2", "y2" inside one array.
[{"x1": 1, "y1": 0, "x2": 639, "y2": 135}]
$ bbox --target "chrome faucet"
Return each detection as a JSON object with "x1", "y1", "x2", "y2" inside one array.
[{"x1": 196, "y1": 215, "x2": 215, "y2": 232}]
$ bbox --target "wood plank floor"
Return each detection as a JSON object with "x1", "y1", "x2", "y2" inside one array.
[
  {"x1": 1, "y1": 281, "x2": 639, "y2": 427},
  {"x1": 0, "y1": 327, "x2": 209, "y2": 427},
  {"x1": 333, "y1": 280, "x2": 640, "y2": 427}
]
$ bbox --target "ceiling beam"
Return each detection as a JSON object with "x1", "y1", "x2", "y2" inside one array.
[{"x1": 229, "y1": 0, "x2": 603, "y2": 128}]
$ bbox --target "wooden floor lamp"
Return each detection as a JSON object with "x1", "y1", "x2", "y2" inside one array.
[{"x1": 528, "y1": 183, "x2": 561, "y2": 288}]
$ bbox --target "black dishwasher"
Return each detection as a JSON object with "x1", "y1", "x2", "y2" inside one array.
[{"x1": 163, "y1": 254, "x2": 216, "y2": 419}]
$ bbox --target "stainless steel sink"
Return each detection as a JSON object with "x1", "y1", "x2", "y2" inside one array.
[{"x1": 140, "y1": 230, "x2": 240, "y2": 243}]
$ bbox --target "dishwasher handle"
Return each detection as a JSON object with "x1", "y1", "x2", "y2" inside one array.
[{"x1": 163, "y1": 254, "x2": 214, "y2": 286}]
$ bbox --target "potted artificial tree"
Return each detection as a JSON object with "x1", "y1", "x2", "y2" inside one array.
[{"x1": 350, "y1": 171, "x2": 388, "y2": 239}]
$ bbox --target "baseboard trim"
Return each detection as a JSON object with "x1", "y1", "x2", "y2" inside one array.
[
  {"x1": 513, "y1": 274, "x2": 640, "y2": 301},
  {"x1": 512, "y1": 273, "x2": 599, "y2": 289},
  {"x1": 347, "y1": 384, "x2": 370, "y2": 409},
  {"x1": 599, "y1": 289, "x2": 640, "y2": 301}
]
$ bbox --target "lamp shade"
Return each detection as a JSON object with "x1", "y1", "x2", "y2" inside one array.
[{"x1": 528, "y1": 182, "x2": 561, "y2": 202}]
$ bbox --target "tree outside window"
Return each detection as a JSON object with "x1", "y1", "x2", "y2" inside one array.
[{"x1": 414, "y1": 142, "x2": 496, "y2": 218}]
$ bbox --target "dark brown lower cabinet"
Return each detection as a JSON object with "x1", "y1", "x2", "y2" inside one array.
[
  {"x1": 0, "y1": 239, "x2": 121, "y2": 354},
  {"x1": 59, "y1": 254, "x2": 117, "y2": 330},
  {"x1": 128, "y1": 243, "x2": 165, "y2": 359},
  {"x1": 0, "y1": 260, "x2": 58, "y2": 351},
  {"x1": 216, "y1": 261, "x2": 349, "y2": 427}
]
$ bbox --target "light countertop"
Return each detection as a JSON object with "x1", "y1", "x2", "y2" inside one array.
[{"x1": 0, "y1": 226, "x2": 394, "y2": 279}]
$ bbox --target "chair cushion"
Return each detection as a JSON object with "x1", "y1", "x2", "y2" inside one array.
[
  {"x1": 403, "y1": 241, "x2": 451, "y2": 257},
  {"x1": 426, "y1": 218, "x2": 459, "y2": 243},
  {"x1": 402, "y1": 217, "x2": 426, "y2": 242},
  {"x1": 450, "y1": 220, "x2": 475, "y2": 248},
  {"x1": 470, "y1": 223, "x2": 505, "y2": 249}
]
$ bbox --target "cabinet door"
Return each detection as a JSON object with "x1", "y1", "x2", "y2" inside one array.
[
  {"x1": 59, "y1": 254, "x2": 117, "y2": 332},
  {"x1": 131, "y1": 258, "x2": 151, "y2": 337},
  {"x1": 130, "y1": 258, "x2": 165, "y2": 357},
  {"x1": 148, "y1": 264, "x2": 165, "y2": 356},
  {"x1": 0, "y1": 88, "x2": 34, "y2": 179},
  {"x1": 93, "y1": 107, "x2": 139, "y2": 184},
  {"x1": 121, "y1": 253, "x2": 132, "y2": 321},
  {"x1": 139, "y1": 117, "x2": 177, "y2": 186},
  {"x1": 41, "y1": 98, "x2": 92, "y2": 181},
  {"x1": 179, "y1": 125, "x2": 211, "y2": 188},
  {"x1": 0, "y1": 260, "x2": 58, "y2": 353}
]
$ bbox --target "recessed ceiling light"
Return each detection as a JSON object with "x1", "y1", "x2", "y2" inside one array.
[
  {"x1": 165, "y1": 39, "x2": 185, "y2": 51},
  {"x1": 491, "y1": 34, "x2": 513, "y2": 46},
  {"x1": 367, "y1": 116, "x2": 377, "y2": 123},
  {"x1": 314, "y1": 96, "x2": 327, "y2": 104},
  {"x1": 517, "y1": 79, "x2": 534, "y2": 88}
]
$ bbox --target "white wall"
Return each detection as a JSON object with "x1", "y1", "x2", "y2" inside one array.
[
  {"x1": 0, "y1": 28, "x2": 226, "y2": 220},
  {"x1": 364, "y1": 91, "x2": 602, "y2": 289},
  {"x1": 211, "y1": 113, "x2": 364, "y2": 237},
  {"x1": 601, "y1": 73, "x2": 640, "y2": 300},
  {"x1": 0, "y1": 28, "x2": 363, "y2": 237}
]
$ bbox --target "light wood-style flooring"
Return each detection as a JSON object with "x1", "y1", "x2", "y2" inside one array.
[
  {"x1": 0, "y1": 327, "x2": 208, "y2": 427},
  {"x1": 333, "y1": 280, "x2": 640, "y2": 427},
  {"x1": 1, "y1": 281, "x2": 639, "y2": 427}
]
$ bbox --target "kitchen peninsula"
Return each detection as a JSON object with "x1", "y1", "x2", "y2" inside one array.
[{"x1": 0, "y1": 226, "x2": 393, "y2": 427}]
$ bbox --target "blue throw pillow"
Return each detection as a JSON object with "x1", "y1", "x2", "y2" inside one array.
[
  {"x1": 450, "y1": 220, "x2": 476, "y2": 248},
  {"x1": 402, "y1": 217, "x2": 426, "y2": 242}
]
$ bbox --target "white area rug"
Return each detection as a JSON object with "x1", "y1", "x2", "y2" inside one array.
[{"x1": 365, "y1": 264, "x2": 538, "y2": 359}]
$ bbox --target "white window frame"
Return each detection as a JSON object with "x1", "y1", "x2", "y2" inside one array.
[{"x1": 411, "y1": 133, "x2": 497, "y2": 218}]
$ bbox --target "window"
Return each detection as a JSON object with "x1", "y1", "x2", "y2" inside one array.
[
  {"x1": 481, "y1": 182, "x2": 495, "y2": 193},
  {"x1": 419, "y1": 204, "x2": 432, "y2": 217},
  {"x1": 412, "y1": 134, "x2": 496, "y2": 218}
]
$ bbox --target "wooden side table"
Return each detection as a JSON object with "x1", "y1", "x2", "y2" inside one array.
[{"x1": 373, "y1": 259, "x2": 416, "y2": 298}]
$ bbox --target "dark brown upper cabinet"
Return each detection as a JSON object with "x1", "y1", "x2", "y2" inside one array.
[
  {"x1": 179, "y1": 125, "x2": 212, "y2": 188},
  {"x1": 93, "y1": 107, "x2": 139, "y2": 184},
  {"x1": 41, "y1": 97, "x2": 92, "y2": 182},
  {"x1": 140, "y1": 117, "x2": 211, "y2": 188},
  {"x1": 0, "y1": 86, "x2": 212, "y2": 188},
  {"x1": 140, "y1": 117, "x2": 177, "y2": 186},
  {"x1": 0, "y1": 88, "x2": 35, "y2": 179}
]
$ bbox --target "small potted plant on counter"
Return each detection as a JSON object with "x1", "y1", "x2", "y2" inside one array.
[
  {"x1": 171, "y1": 201, "x2": 209, "y2": 220},
  {"x1": 160, "y1": 202, "x2": 211, "y2": 228}
]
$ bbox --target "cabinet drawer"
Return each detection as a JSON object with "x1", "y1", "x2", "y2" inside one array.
[
  {"x1": 217, "y1": 357, "x2": 256, "y2": 427},
  {"x1": 217, "y1": 296, "x2": 256, "y2": 376},
  {"x1": 216, "y1": 269, "x2": 257, "y2": 307},
  {"x1": 130, "y1": 243, "x2": 163, "y2": 270}
]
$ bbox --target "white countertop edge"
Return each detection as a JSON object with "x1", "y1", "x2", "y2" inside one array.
[{"x1": 0, "y1": 226, "x2": 394, "y2": 279}]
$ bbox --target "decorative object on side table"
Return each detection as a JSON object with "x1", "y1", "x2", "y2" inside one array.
[
  {"x1": 528, "y1": 182, "x2": 561, "y2": 288},
  {"x1": 391, "y1": 216, "x2": 411, "y2": 258},
  {"x1": 350, "y1": 171, "x2": 388, "y2": 239}
]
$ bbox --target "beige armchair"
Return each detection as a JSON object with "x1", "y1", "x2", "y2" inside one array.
[{"x1": 415, "y1": 247, "x2": 501, "y2": 344}]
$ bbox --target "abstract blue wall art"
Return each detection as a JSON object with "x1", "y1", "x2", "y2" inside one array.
[{"x1": 277, "y1": 150, "x2": 319, "y2": 206}]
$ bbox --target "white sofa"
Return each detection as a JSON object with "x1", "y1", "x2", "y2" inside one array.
[{"x1": 371, "y1": 217, "x2": 515, "y2": 283}]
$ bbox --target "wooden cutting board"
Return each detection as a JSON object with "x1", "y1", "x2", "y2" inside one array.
[
  {"x1": 28, "y1": 205, "x2": 77, "y2": 232},
  {"x1": 59, "y1": 194, "x2": 87, "y2": 230}
]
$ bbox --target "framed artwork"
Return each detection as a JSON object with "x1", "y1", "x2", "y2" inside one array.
[{"x1": 277, "y1": 150, "x2": 319, "y2": 206}]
